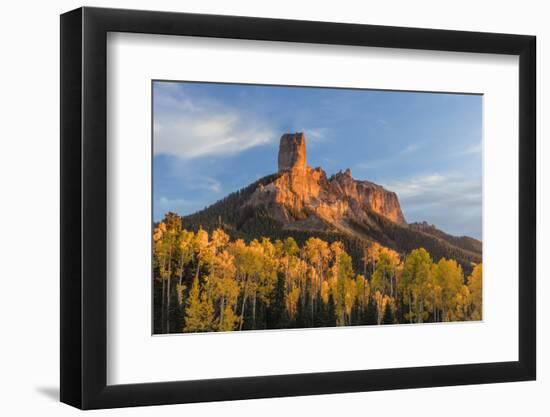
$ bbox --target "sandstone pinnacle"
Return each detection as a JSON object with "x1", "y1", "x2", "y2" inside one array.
[{"x1": 278, "y1": 132, "x2": 307, "y2": 172}]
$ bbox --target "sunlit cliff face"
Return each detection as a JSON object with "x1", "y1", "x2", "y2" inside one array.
[
  {"x1": 278, "y1": 132, "x2": 307, "y2": 173},
  {"x1": 248, "y1": 133, "x2": 406, "y2": 233}
]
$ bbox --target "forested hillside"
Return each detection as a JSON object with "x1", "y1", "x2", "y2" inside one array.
[
  {"x1": 154, "y1": 134, "x2": 482, "y2": 333},
  {"x1": 153, "y1": 213, "x2": 482, "y2": 334},
  {"x1": 180, "y1": 173, "x2": 481, "y2": 275}
]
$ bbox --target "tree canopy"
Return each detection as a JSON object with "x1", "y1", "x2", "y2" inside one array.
[{"x1": 153, "y1": 213, "x2": 482, "y2": 333}]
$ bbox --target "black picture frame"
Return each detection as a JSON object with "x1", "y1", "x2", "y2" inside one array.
[{"x1": 60, "y1": 6, "x2": 536, "y2": 410}]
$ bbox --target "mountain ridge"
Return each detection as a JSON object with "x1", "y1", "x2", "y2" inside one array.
[{"x1": 180, "y1": 132, "x2": 481, "y2": 273}]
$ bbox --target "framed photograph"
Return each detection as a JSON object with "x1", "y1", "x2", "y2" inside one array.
[{"x1": 60, "y1": 6, "x2": 536, "y2": 409}]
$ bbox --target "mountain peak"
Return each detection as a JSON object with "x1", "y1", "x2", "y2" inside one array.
[
  {"x1": 181, "y1": 132, "x2": 481, "y2": 272},
  {"x1": 278, "y1": 132, "x2": 307, "y2": 172},
  {"x1": 249, "y1": 132, "x2": 408, "y2": 229}
]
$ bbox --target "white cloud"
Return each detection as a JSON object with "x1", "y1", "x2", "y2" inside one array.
[
  {"x1": 153, "y1": 84, "x2": 276, "y2": 159},
  {"x1": 157, "y1": 196, "x2": 196, "y2": 211},
  {"x1": 402, "y1": 143, "x2": 421, "y2": 155},
  {"x1": 379, "y1": 172, "x2": 482, "y2": 238},
  {"x1": 381, "y1": 173, "x2": 481, "y2": 210},
  {"x1": 460, "y1": 142, "x2": 482, "y2": 156},
  {"x1": 383, "y1": 173, "x2": 447, "y2": 199},
  {"x1": 355, "y1": 142, "x2": 424, "y2": 171},
  {"x1": 187, "y1": 176, "x2": 222, "y2": 193},
  {"x1": 303, "y1": 127, "x2": 330, "y2": 143}
]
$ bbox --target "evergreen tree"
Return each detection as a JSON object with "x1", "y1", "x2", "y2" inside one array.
[
  {"x1": 365, "y1": 297, "x2": 377, "y2": 325},
  {"x1": 382, "y1": 302, "x2": 394, "y2": 324}
]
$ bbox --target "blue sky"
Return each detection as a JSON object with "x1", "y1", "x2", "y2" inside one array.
[{"x1": 153, "y1": 81, "x2": 482, "y2": 239}]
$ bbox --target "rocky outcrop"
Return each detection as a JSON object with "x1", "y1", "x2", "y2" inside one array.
[
  {"x1": 330, "y1": 171, "x2": 406, "y2": 225},
  {"x1": 278, "y1": 132, "x2": 307, "y2": 173},
  {"x1": 181, "y1": 133, "x2": 481, "y2": 272},
  {"x1": 248, "y1": 133, "x2": 406, "y2": 234}
]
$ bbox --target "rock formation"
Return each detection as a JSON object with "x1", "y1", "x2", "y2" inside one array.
[
  {"x1": 181, "y1": 132, "x2": 481, "y2": 271},
  {"x1": 278, "y1": 132, "x2": 307, "y2": 173},
  {"x1": 248, "y1": 132, "x2": 406, "y2": 235}
]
